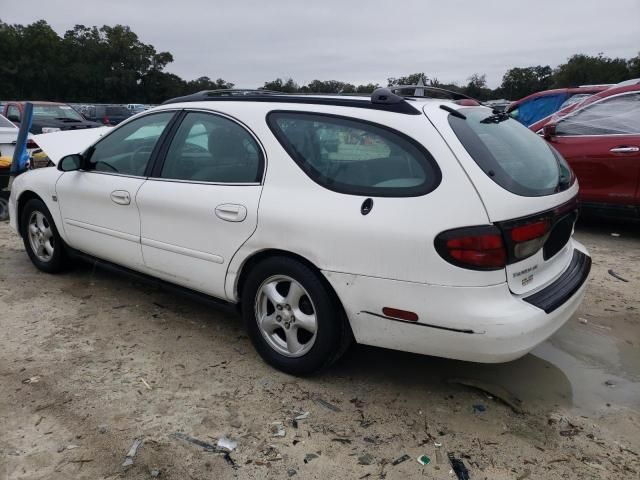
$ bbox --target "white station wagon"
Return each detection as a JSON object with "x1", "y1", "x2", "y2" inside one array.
[{"x1": 9, "y1": 88, "x2": 591, "y2": 374}]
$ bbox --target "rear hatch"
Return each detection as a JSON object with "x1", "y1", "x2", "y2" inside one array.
[{"x1": 424, "y1": 103, "x2": 580, "y2": 296}]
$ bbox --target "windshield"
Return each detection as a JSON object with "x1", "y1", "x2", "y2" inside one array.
[
  {"x1": 33, "y1": 104, "x2": 84, "y2": 121},
  {"x1": 448, "y1": 108, "x2": 573, "y2": 196}
]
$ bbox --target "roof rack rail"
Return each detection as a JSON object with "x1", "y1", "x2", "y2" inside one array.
[
  {"x1": 161, "y1": 89, "x2": 422, "y2": 115},
  {"x1": 390, "y1": 85, "x2": 475, "y2": 101},
  {"x1": 162, "y1": 89, "x2": 283, "y2": 104}
]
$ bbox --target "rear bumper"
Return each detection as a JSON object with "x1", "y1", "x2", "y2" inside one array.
[{"x1": 323, "y1": 240, "x2": 589, "y2": 363}]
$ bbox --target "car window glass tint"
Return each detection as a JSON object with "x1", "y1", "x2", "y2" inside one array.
[
  {"x1": 268, "y1": 112, "x2": 440, "y2": 197},
  {"x1": 556, "y1": 93, "x2": 640, "y2": 136},
  {"x1": 160, "y1": 112, "x2": 262, "y2": 183},
  {"x1": 88, "y1": 112, "x2": 174, "y2": 176},
  {"x1": 7, "y1": 105, "x2": 20, "y2": 121}
]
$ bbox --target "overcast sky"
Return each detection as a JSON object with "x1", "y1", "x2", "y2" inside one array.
[{"x1": 2, "y1": 0, "x2": 639, "y2": 88}]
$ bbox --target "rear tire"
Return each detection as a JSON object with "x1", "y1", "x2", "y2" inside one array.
[
  {"x1": 241, "y1": 256, "x2": 351, "y2": 375},
  {"x1": 20, "y1": 198, "x2": 68, "y2": 273}
]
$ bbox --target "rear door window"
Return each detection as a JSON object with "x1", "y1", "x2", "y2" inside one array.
[
  {"x1": 556, "y1": 93, "x2": 640, "y2": 136},
  {"x1": 448, "y1": 108, "x2": 572, "y2": 196},
  {"x1": 267, "y1": 111, "x2": 441, "y2": 197}
]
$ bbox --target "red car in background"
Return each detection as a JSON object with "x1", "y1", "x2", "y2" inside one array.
[
  {"x1": 538, "y1": 81, "x2": 640, "y2": 218},
  {"x1": 507, "y1": 85, "x2": 610, "y2": 127}
]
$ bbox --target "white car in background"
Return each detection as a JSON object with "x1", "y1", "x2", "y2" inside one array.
[
  {"x1": 8, "y1": 89, "x2": 591, "y2": 374},
  {"x1": 0, "y1": 113, "x2": 38, "y2": 162}
]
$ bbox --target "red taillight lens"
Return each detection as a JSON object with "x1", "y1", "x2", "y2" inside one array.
[
  {"x1": 436, "y1": 227, "x2": 507, "y2": 270},
  {"x1": 26, "y1": 139, "x2": 39, "y2": 149},
  {"x1": 510, "y1": 220, "x2": 549, "y2": 242},
  {"x1": 103, "y1": 116, "x2": 110, "y2": 124}
]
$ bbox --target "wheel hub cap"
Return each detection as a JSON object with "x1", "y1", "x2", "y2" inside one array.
[{"x1": 254, "y1": 275, "x2": 318, "y2": 358}]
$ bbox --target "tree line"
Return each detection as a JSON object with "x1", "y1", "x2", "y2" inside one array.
[{"x1": 1, "y1": 19, "x2": 638, "y2": 104}]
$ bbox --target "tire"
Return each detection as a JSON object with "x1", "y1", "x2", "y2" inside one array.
[
  {"x1": 20, "y1": 198, "x2": 68, "y2": 273},
  {"x1": 241, "y1": 256, "x2": 351, "y2": 375},
  {"x1": 0, "y1": 197, "x2": 8, "y2": 221}
]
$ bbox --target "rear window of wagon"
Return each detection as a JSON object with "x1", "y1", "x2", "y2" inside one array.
[
  {"x1": 267, "y1": 111, "x2": 441, "y2": 197},
  {"x1": 448, "y1": 108, "x2": 572, "y2": 197}
]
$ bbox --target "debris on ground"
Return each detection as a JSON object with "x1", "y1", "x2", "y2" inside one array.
[
  {"x1": 140, "y1": 377, "x2": 153, "y2": 390},
  {"x1": 447, "y1": 378, "x2": 524, "y2": 414},
  {"x1": 304, "y1": 453, "x2": 319, "y2": 463},
  {"x1": 472, "y1": 404, "x2": 486, "y2": 414},
  {"x1": 270, "y1": 421, "x2": 286, "y2": 437},
  {"x1": 22, "y1": 376, "x2": 41, "y2": 384},
  {"x1": 97, "y1": 425, "x2": 108, "y2": 434},
  {"x1": 171, "y1": 432, "x2": 217, "y2": 452},
  {"x1": 313, "y1": 397, "x2": 341, "y2": 412},
  {"x1": 604, "y1": 379, "x2": 616, "y2": 388},
  {"x1": 448, "y1": 453, "x2": 470, "y2": 480},
  {"x1": 608, "y1": 269, "x2": 629, "y2": 282},
  {"x1": 262, "y1": 445, "x2": 283, "y2": 461},
  {"x1": 610, "y1": 233, "x2": 621, "y2": 237},
  {"x1": 287, "y1": 468, "x2": 297, "y2": 477},
  {"x1": 150, "y1": 468, "x2": 161, "y2": 477},
  {"x1": 417, "y1": 454, "x2": 430, "y2": 466},
  {"x1": 392, "y1": 454, "x2": 410, "y2": 465},
  {"x1": 560, "y1": 428, "x2": 580, "y2": 437},
  {"x1": 294, "y1": 412, "x2": 310, "y2": 420},
  {"x1": 358, "y1": 453, "x2": 374, "y2": 465},
  {"x1": 122, "y1": 438, "x2": 143, "y2": 467},
  {"x1": 217, "y1": 437, "x2": 237, "y2": 452}
]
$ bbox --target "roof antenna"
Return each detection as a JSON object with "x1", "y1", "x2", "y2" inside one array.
[{"x1": 414, "y1": 77, "x2": 426, "y2": 97}]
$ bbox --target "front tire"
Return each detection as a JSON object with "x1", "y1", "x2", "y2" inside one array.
[
  {"x1": 242, "y1": 257, "x2": 350, "y2": 375},
  {"x1": 21, "y1": 198, "x2": 68, "y2": 273}
]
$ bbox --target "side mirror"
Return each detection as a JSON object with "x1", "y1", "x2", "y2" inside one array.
[
  {"x1": 543, "y1": 123, "x2": 557, "y2": 140},
  {"x1": 57, "y1": 154, "x2": 84, "y2": 172}
]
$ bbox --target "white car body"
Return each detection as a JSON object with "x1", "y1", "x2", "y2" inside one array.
[
  {"x1": 8, "y1": 92, "x2": 590, "y2": 366},
  {"x1": 0, "y1": 114, "x2": 37, "y2": 160}
]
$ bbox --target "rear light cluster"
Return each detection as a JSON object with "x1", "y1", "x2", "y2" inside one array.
[{"x1": 436, "y1": 220, "x2": 551, "y2": 271}]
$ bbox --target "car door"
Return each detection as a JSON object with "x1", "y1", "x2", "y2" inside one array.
[
  {"x1": 55, "y1": 111, "x2": 176, "y2": 269},
  {"x1": 136, "y1": 110, "x2": 265, "y2": 299},
  {"x1": 548, "y1": 92, "x2": 640, "y2": 206}
]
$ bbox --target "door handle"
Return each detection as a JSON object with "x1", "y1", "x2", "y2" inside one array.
[
  {"x1": 610, "y1": 146, "x2": 639, "y2": 154},
  {"x1": 110, "y1": 190, "x2": 131, "y2": 205},
  {"x1": 215, "y1": 204, "x2": 247, "y2": 222}
]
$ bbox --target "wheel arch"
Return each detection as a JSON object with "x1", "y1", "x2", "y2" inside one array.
[
  {"x1": 234, "y1": 249, "x2": 349, "y2": 325},
  {"x1": 16, "y1": 190, "x2": 45, "y2": 235}
]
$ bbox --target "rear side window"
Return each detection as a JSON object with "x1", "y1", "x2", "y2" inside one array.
[
  {"x1": 267, "y1": 111, "x2": 441, "y2": 197},
  {"x1": 448, "y1": 108, "x2": 571, "y2": 197},
  {"x1": 556, "y1": 93, "x2": 640, "y2": 136}
]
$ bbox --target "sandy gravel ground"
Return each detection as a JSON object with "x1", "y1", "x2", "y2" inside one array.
[{"x1": 0, "y1": 218, "x2": 638, "y2": 479}]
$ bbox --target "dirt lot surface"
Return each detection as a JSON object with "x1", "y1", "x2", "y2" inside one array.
[{"x1": 1, "y1": 219, "x2": 639, "y2": 479}]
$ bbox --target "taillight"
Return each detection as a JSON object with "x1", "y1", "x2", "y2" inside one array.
[
  {"x1": 103, "y1": 116, "x2": 110, "y2": 125},
  {"x1": 435, "y1": 226, "x2": 506, "y2": 270},
  {"x1": 510, "y1": 219, "x2": 550, "y2": 259},
  {"x1": 26, "y1": 139, "x2": 39, "y2": 149}
]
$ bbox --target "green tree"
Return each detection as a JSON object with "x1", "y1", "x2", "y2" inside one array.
[
  {"x1": 552, "y1": 54, "x2": 630, "y2": 87},
  {"x1": 500, "y1": 65, "x2": 553, "y2": 99},
  {"x1": 262, "y1": 78, "x2": 299, "y2": 93},
  {"x1": 387, "y1": 73, "x2": 428, "y2": 86}
]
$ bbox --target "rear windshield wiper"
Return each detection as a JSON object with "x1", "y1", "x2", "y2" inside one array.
[
  {"x1": 440, "y1": 105, "x2": 466, "y2": 119},
  {"x1": 55, "y1": 117, "x2": 81, "y2": 122},
  {"x1": 480, "y1": 110, "x2": 511, "y2": 124}
]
